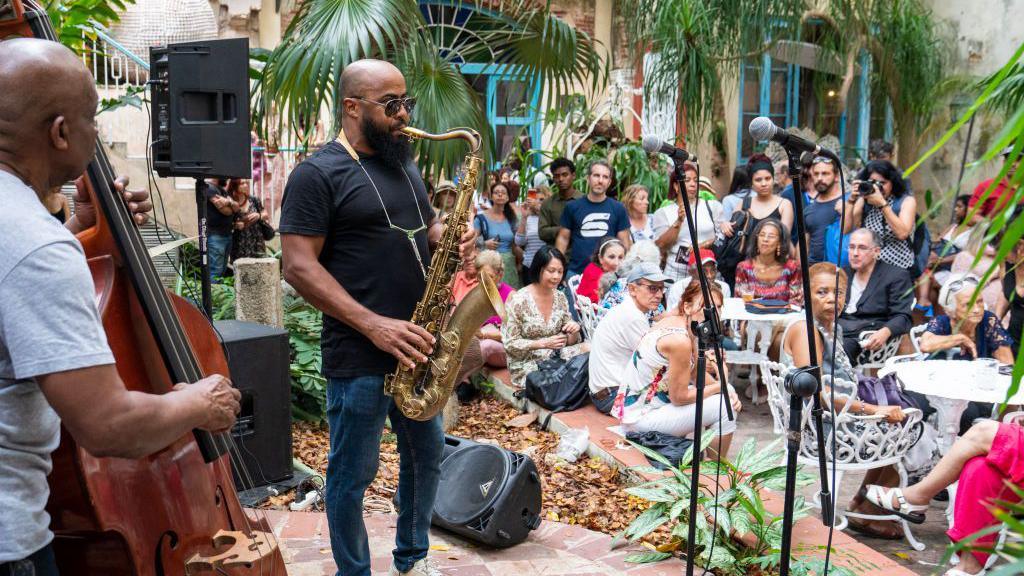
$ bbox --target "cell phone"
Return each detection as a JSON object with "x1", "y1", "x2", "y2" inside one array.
[
  {"x1": 674, "y1": 245, "x2": 692, "y2": 265},
  {"x1": 527, "y1": 188, "x2": 538, "y2": 201}
]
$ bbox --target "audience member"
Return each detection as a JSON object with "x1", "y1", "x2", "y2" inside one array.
[
  {"x1": 868, "y1": 138, "x2": 895, "y2": 162},
  {"x1": 804, "y1": 156, "x2": 846, "y2": 264},
  {"x1": 733, "y1": 219, "x2": 802, "y2": 307},
  {"x1": 622, "y1": 184, "x2": 655, "y2": 242},
  {"x1": 588, "y1": 263, "x2": 669, "y2": 414},
  {"x1": 501, "y1": 247, "x2": 586, "y2": 388},
  {"x1": 653, "y1": 163, "x2": 723, "y2": 282},
  {"x1": 665, "y1": 248, "x2": 732, "y2": 311},
  {"x1": 865, "y1": 418, "x2": 1023, "y2": 575},
  {"x1": 431, "y1": 180, "x2": 457, "y2": 219},
  {"x1": 614, "y1": 279, "x2": 740, "y2": 458},
  {"x1": 515, "y1": 185, "x2": 548, "y2": 284},
  {"x1": 948, "y1": 231, "x2": 1004, "y2": 313},
  {"x1": 230, "y1": 179, "x2": 271, "y2": 261},
  {"x1": 538, "y1": 157, "x2": 581, "y2": 246},
  {"x1": 783, "y1": 262, "x2": 921, "y2": 539},
  {"x1": 997, "y1": 240, "x2": 1024, "y2": 354},
  {"x1": 599, "y1": 240, "x2": 662, "y2": 312},
  {"x1": 917, "y1": 195, "x2": 973, "y2": 312},
  {"x1": 204, "y1": 177, "x2": 237, "y2": 281},
  {"x1": 837, "y1": 228, "x2": 913, "y2": 359},
  {"x1": 721, "y1": 154, "x2": 793, "y2": 237},
  {"x1": 843, "y1": 160, "x2": 917, "y2": 272},
  {"x1": 475, "y1": 181, "x2": 521, "y2": 287},
  {"x1": 966, "y1": 145, "x2": 1021, "y2": 221},
  {"x1": 556, "y1": 161, "x2": 632, "y2": 276},
  {"x1": 469, "y1": 250, "x2": 516, "y2": 368},
  {"x1": 720, "y1": 165, "x2": 751, "y2": 220},
  {"x1": 576, "y1": 237, "x2": 625, "y2": 303}
]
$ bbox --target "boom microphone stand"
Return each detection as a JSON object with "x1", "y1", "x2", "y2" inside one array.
[
  {"x1": 777, "y1": 147, "x2": 835, "y2": 576},
  {"x1": 671, "y1": 158, "x2": 735, "y2": 576}
]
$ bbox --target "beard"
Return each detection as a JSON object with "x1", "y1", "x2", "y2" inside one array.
[
  {"x1": 814, "y1": 179, "x2": 834, "y2": 194},
  {"x1": 362, "y1": 116, "x2": 410, "y2": 169}
]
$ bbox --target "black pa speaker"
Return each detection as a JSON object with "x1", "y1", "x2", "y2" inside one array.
[
  {"x1": 432, "y1": 435, "x2": 542, "y2": 547},
  {"x1": 214, "y1": 320, "x2": 292, "y2": 490},
  {"x1": 150, "y1": 38, "x2": 251, "y2": 178}
]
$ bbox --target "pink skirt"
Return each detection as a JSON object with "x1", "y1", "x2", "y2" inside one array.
[{"x1": 947, "y1": 422, "x2": 1024, "y2": 565}]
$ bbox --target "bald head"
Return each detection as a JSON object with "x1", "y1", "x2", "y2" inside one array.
[
  {"x1": 340, "y1": 59, "x2": 404, "y2": 100},
  {"x1": 0, "y1": 38, "x2": 98, "y2": 193}
]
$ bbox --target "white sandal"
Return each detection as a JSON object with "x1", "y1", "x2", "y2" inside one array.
[
  {"x1": 864, "y1": 485, "x2": 928, "y2": 524},
  {"x1": 944, "y1": 569, "x2": 985, "y2": 576}
]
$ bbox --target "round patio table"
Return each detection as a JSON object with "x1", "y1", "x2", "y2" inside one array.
[{"x1": 719, "y1": 298, "x2": 802, "y2": 404}]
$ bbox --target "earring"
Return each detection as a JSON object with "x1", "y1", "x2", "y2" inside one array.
[{"x1": 776, "y1": 245, "x2": 781, "y2": 257}]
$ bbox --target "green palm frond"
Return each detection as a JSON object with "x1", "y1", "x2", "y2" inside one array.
[{"x1": 253, "y1": 0, "x2": 607, "y2": 177}]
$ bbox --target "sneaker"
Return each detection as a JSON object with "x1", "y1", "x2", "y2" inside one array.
[{"x1": 389, "y1": 559, "x2": 441, "y2": 576}]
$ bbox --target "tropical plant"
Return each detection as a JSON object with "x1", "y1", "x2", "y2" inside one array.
[
  {"x1": 42, "y1": 0, "x2": 132, "y2": 53},
  {"x1": 283, "y1": 291, "x2": 327, "y2": 422},
  {"x1": 618, "y1": 432, "x2": 846, "y2": 575},
  {"x1": 253, "y1": 0, "x2": 607, "y2": 179}
]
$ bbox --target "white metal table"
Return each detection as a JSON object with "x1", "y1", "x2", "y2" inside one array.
[{"x1": 719, "y1": 298, "x2": 802, "y2": 403}]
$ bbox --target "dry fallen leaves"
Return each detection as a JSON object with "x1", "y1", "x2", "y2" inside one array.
[{"x1": 269, "y1": 396, "x2": 653, "y2": 538}]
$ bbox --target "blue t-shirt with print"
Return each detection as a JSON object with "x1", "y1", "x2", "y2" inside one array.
[{"x1": 560, "y1": 196, "x2": 629, "y2": 275}]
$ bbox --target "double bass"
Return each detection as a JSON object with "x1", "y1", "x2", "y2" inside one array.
[{"x1": 0, "y1": 2, "x2": 288, "y2": 574}]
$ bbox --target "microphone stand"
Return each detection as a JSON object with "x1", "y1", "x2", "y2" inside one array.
[
  {"x1": 672, "y1": 159, "x2": 734, "y2": 576},
  {"x1": 778, "y1": 148, "x2": 834, "y2": 576}
]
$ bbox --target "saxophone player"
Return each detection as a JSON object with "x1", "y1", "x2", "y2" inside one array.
[{"x1": 279, "y1": 59, "x2": 477, "y2": 576}]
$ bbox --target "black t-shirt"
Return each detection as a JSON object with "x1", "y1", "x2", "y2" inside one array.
[
  {"x1": 279, "y1": 142, "x2": 432, "y2": 378},
  {"x1": 1002, "y1": 270, "x2": 1024, "y2": 347},
  {"x1": 205, "y1": 182, "x2": 235, "y2": 235}
]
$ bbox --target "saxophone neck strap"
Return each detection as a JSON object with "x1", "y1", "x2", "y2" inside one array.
[{"x1": 335, "y1": 130, "x2": 360, "y2": 162}]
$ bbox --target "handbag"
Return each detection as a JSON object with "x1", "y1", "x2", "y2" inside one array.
[
  {"x1": 257, "y1": 219, "x2": 276, "y2": 241},
  {"x1": 856, "y1": 372, "x2": 920, "y2": 410},
  {"x1": 713, "y1": 193, "x2": 753, "y2": 275},
  {"x1": 524, "y1": 352, "x2": 590, "y2": 412},
  {"x1": 744, "y1": 298, "x2": 791, "y2": 314},
  {"x1": 625, "y1": 430, "x2": 696, "y2": 470}
]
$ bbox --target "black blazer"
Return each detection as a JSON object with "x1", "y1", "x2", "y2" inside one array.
[{"x1": 839, "y1": 261, "x2": 913, "y2": 336}]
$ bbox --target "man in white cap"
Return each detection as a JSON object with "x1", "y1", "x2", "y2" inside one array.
[{"x1": 588, "y1": 262, "x2": 671, "y2": 413}]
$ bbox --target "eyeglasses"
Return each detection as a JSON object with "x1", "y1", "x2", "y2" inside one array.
[
  {"x1": 635, "y1": 282, "x2": 666, "y2": 295},
  {"x1": 948, "y1": 276, "x2": 980, "y2": 294},
  {"x1": 355, "y1": 96, "x2": 416, "y2": 117}
]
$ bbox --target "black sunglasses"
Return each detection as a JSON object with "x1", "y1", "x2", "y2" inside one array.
[{"x1": 355, "y1": 96, "x2": 416, "y2": 117}]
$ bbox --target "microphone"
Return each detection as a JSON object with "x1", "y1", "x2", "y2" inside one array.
[
  {"x1": 748, "y1": 116, "x2": 839, "y2": 161},
  {"x1": 642, "y1": 135, "x2": 697, "y2": 163}
]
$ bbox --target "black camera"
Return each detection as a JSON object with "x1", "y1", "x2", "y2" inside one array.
[{"x1": 857, "y1": 179, "x2": 883, "y2": 195}]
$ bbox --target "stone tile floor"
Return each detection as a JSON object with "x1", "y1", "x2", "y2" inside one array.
[{"x1": 264, "y1": 509, "x2": 691, "y2": 575}]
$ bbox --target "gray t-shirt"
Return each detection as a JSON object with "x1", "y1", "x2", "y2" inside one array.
[{"x1": 0, "y1": 171, "x2": 115, "y2": 562}]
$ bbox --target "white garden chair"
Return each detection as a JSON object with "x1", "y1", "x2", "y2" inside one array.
[
  {"x1": 566, "y1": 274, "x2": 582, "y2": 295},
  {"x1": 853, "y1": 329, "x2": 902, "y2": 374},
  {"x1": 760, "y1": 360, "x2": 927, "y2": 550},
  {"x1": 573, "y1": 294, "x2": 600, "y2": 341}
]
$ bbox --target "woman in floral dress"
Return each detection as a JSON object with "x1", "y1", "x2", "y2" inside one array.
[{"x1": 502, "y1": 246, "x2": 588, "y2": 388}]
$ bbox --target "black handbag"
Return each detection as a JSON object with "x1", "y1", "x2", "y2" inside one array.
[
  {"x1": 257, "y1": 219, "x2": 276, "y2": 241},
  {"x1": 713, "y1": 193, "x2": 753, "y2": 274},
  {"x1": 625, "y1": 430, "x2": 696, "y2": 470},
  {"x1": 524, "y1": 353, "x2": 590, "y2": 412}
]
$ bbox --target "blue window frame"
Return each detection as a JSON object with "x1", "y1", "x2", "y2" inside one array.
[{"x1": 737, "y1": 49, "x2": 887, "y2": 163}]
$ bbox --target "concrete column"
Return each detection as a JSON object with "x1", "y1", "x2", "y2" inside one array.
[
  {"x1": 258, "y1": 0, "x2": 281, "y2": 50},
  {"x1": 234, "y1": 257, "x2": 284, "y2": 327}
]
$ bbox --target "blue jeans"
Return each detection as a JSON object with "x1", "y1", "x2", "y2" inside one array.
[
  {"x1": 325, "y1": 376, "x2": 444, "y2": 576},
  {"x1": 207, "y1": 232, "x2": 232, "y2": 281},
  {"x1": 0, "y1": 544, "x2": 58, "y2": 576}
]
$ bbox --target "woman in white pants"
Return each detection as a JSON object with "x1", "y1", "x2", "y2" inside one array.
[{"x1": 612, "y1": 279, "x2": 742, "y2": 458}]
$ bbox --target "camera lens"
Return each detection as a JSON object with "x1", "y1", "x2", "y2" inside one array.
[{"x1": 858, "y1": 181, "x2": 874, "y2": 194}]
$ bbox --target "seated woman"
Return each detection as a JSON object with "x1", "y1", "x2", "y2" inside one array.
[
  {"x1": 613, "y1": 280, "x2": 741, "y2": 458},
  {"x1": 469, "y1": 250, "x2": 516, "y2": 368},
  {"x1": 502, "y1": 246, "x2": 588, "y2": 388},
  {"x1": 921, "y1": 272, "x2": 1014, "y2": 433},
  {"x1": 866, "y1": 418, "x2": 1024, "y2": 576},
  {"x1": 783, "y1": 262, "x2": 920, "y2": 539},
  {"x1": 916, "y1": 195, "x2": 972, "y2": 313},
  {"x1": 734, "y1": 219, "x2": 803, "y2": 308},
  {"x1": 599, "y1": 240, "x2": 664, "y2": 314},
  {"x1": 576, "y1": 237, "x2": 626, "y2": 303}
]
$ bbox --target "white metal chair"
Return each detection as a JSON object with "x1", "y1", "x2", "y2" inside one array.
[
  {"x1": 574, "y1": 293, "x2": 600, "y2": 341},
  {"x1": 853, "y1": 329, "x2": 902, "y2": 374},
  {"x1": 566, "y1": 274, "x2": 582, "y2": 295},
  {"x1": 760, "y1": 360, "x2": 927, "y2": 550},
  {"x1": 908, "y1": 323, "x2": 929, "y2": 356}
]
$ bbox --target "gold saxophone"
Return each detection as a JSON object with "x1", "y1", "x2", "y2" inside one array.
[{"x1": 383, "y1": 126, "x2": 506, "y2": 421}]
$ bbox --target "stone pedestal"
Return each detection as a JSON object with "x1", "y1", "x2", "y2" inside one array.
[{"x1": 234, "y1": 257, "x2": 283, "y2": 327}]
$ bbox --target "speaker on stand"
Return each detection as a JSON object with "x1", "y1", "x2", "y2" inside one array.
[{"x1": 430, "y1": 435, "x2": 543, "y2": 547}]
